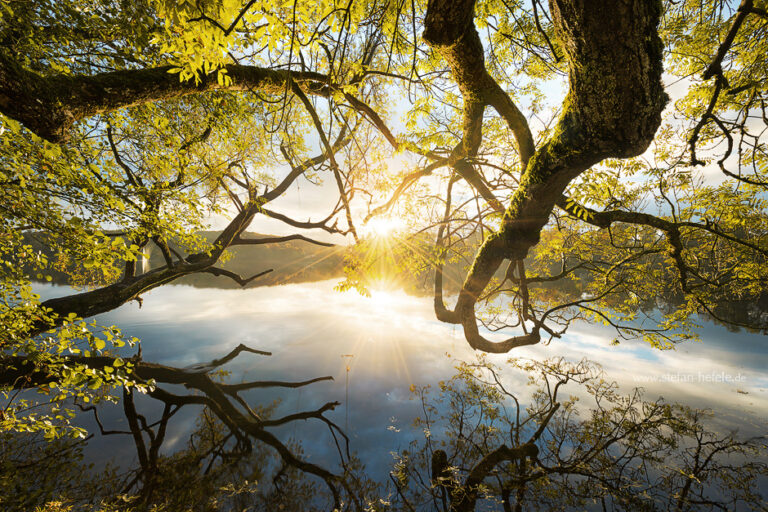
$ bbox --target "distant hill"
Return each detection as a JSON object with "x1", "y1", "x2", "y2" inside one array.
[
  {"x1": 168, "y1": 231, "x2": 346, "y2": 289},
  {"x1": 22, "y1": 231, "x2": 347, "y2": 289},
  {"x1": 19, "y1": 230, "x2": 562, "y2": 295},
  {"x1": 21, "y1": 231, "x2": 767, "y2": 331}
]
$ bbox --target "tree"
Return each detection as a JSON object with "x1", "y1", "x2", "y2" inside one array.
[
  {"x1": 2, "y1": 0, "x2": 766, "y2": 348},
  {"x1": 388, "y1": 358, "x2": 768, "y2": 511},
  {"x1": 1, "y1": 0, "x2": 767, "y2": 504}
]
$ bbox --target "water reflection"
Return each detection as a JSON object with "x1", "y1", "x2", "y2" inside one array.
[{"x1": 19, "y1": 281, "x2": 768, "y2": 508}]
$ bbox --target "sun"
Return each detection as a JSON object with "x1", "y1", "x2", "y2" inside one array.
[{"x1": 360, "y1": 216, "x2": 405, "y2": 238}]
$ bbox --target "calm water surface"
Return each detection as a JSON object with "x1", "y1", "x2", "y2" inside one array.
[{"x1": 35, "y1": 281, "x2": 768, "y2": 484}]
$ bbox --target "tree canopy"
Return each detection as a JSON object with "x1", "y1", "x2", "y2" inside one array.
[{"x1": 1, "y1": 0, "x2": 768, "y2": 507}]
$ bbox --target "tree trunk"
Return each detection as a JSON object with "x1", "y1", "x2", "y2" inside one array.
[{"x1": 424, "y1": 0, "x2": 667, "y2": 352}]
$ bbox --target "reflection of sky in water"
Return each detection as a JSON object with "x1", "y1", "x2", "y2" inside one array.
[{"x1": 35, "y1": 281, "x2": 768, "y2": 483}]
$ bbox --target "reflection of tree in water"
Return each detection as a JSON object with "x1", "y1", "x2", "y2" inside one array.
[
  {"x1": 3, "y1": 357, "x2": 766, "y2": 511},
  {"x1": 0, "y1": 432, "x2": 117, "y2": 511},
  {"x1": 1, "y1": 344, "x2": 363, "y2": 511},
  {"x1": 389, "y1": 358, "x2": 767, "y2": 512}
]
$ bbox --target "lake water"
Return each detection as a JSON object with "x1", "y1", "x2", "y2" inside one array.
[{"x1": 33, "y1": 280, "x2": 768, "y2": 502}]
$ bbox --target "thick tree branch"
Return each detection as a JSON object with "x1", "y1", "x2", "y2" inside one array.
[
  {"x1": 0, "y1": 53, "x2": 373, "y2": 143},
  {"x1": 423, "y1": 0, "x2": 535, "y2": 171},
  {"x1": 424, "y1": 0, "x2": 667, "y2": 352}
]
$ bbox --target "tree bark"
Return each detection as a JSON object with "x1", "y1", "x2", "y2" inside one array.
[
  {"x1": 425, "y1": 0, "x2": 667, "y2": 352},
  {"x1": 0, "y1": 53, "x2": 370, "y2": 143}
]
